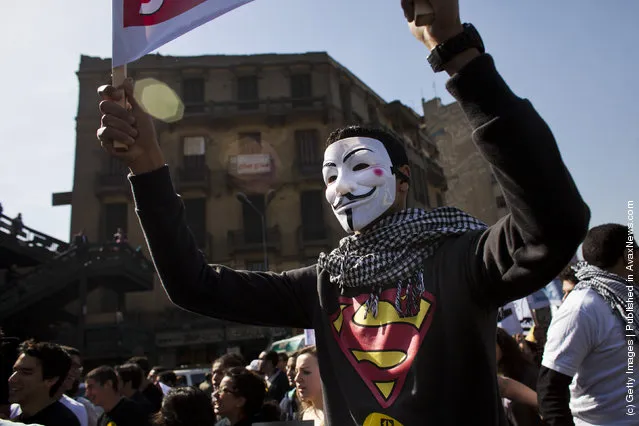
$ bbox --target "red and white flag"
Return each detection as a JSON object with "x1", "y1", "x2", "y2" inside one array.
[{"x1": 113, "y1": 0, "x2": 255, "y2": 67}]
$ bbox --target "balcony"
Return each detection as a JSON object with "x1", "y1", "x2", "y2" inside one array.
[
  {"x1": 180, "y1": 96, "x2": 330, "y2": 127},
  {"x1": 227, "y1": 226, "x2": 281, "y2": 254},
  {"x1": 176, "y1": 165, "x2": 211, "y2": 194},
  {"x1": 0, "y1": 242, "x2": 154, "y2": 322},
  {"x1": 0, "y1": 214, "x2": 69, "y2": 268},
  {"x1": 95, "y1": 173, "x2": 130, "y2": 197}
]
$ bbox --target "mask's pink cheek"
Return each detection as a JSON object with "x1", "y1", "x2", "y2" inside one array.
[{"x1": 373, "y1": 168, "x2": 384, "y2": 177}]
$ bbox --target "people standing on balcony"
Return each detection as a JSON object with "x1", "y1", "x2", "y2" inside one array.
[
  {"x1": 126, "y1": 357, "x2": 163, "y2": 414},
  {"x1": 84, "y1": 366, "x2": 149, "y2": 426},
  {"x1": 95, "y1": 0, "x2": 590, "y2": 423},
  {"x1": 9, "y1": 214, "x2": 23, "y2": 238},
  {"x1": 8, "y1": 340, "x2": 80, "y2": 426}
]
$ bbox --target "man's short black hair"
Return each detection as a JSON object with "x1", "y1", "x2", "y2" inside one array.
[
  {"x1": 326, "y1": 125, "x2": 410, "y2": 181},
  {"x1": 558, "y1": 264, "x2": 579, "y2": 284},
  {"x1": 116, "y1": 363, "x2": 144, "y2": 390},
  {"x1": 213, "y1": 353, "x2": 245, "y2": 370},
  {"x1": 582, "y1": 224, "x2": 633, "y2": 269},
  {"x1": 18, "y1": 340, "x2": 71, "y2": 397},
  {"x1": 158, "y1": 370, "x2": 177, "y2": 387},
  {"x1": 262, "y1": 351, "x2": 279, "y2": 369},
  {"x1": 127, "y1": 356, "x2": 150, "y2": 376},
  {"x1": 86, "y1": 366, "x2": 119, "y2": 392}
]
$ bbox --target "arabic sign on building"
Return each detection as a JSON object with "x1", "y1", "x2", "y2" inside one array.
[{"x1": 235, "y1": 154, "x2": 272, "y2": 175}]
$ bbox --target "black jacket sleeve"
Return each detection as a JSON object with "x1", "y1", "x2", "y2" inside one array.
[
  {"x1": 130, "y1": 168, "x2": 317, "y2": 329},
  {"x1": 446, "y1": 55, "x2": 590, "y2": 307},
  {"x1": 538, "y1": 366, "x2": 575, "y2": 426}
]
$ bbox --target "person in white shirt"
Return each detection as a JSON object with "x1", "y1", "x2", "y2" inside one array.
[{"x1": 539, "y1": 224, "x2": 639, "y2": 425}]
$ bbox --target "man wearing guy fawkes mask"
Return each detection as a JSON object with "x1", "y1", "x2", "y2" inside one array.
[{"x1": 94, "y1": 1, "x2": 590, "y2": 424}]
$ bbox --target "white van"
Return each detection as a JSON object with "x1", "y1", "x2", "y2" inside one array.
[{"x1": 173, "y1": 367, "x2": 210, "y2": 387}]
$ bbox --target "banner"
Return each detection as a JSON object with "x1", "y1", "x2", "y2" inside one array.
[{"x1": 113, "y1": 0, "x2": 255, "y2": 67}]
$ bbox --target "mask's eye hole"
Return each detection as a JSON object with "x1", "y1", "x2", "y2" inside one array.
[
  {"x1": 353, "y1": 163, "x2": 369, "y2": 171},
  {"x1": 327, "y1": 175, "x2": 337, "y2": 183}
]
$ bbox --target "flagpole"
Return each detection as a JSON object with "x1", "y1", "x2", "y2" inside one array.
[
  {"x1": 414, "y1": 0, "x2": 435, "y2": 26},
  {"x1": 111, "y1": 64, "x2": 129, "y2": 152}
]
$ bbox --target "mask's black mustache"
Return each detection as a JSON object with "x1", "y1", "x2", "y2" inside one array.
[{"x1": 333, "y1": 187, "x2": 376, "y2": 209}]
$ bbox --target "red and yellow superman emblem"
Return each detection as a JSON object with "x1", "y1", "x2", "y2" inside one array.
[{"x1": 330, "y1": 287, "x2": 436, "y2": 408}]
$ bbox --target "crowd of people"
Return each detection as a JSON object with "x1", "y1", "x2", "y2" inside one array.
[{"x1": 0, "y1": 338, "x2": 327, "y2": 426}]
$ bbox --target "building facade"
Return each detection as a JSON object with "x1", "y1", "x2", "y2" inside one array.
[
  {"x1": 422, "y1": 97, "x2": 506, "y2": 225},
  {"x1": 53, "y1": 52, "x2": 446, "y2": 366}
]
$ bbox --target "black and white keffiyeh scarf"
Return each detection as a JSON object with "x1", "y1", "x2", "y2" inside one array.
[
  {"x1": 317, "y1": 207, "x2": 487, "y2": 318},
  {"x1": 573, "y1": 261, "x2": 639, "y2": 340}
]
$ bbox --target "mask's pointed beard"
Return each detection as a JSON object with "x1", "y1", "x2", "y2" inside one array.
[{"x1": 346, "y1": 209, "x2": 354, "y2": 232}]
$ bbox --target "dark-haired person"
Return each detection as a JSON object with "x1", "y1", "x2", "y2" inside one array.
[
  {"x1": 539, "y1": 224, "x2": 638, "y2": 425},
  {"x1": 496, "y1": 328, "x2": 542, "y2": 426},
  {"x1": 151, "y1": 387, "x2": 215, "y2": 426},
  {"x1": 8, "y1": 341, "x2": 79, "y2": 426},
  {"x1": 94, "y1": 0, "x2": 590, "y2": 423},
  {"x1": 212, "y1": 353, "x2": 246, "y2": 393},
  {"x1": 126, "y1": 357, "x2": 163, "y2": 413},
  {"x1": 115, "y1": 364, "x2": 153, "y2": 417},
  {"x1": 213, "y1": 367, "x2": 280, "y2": 425},
  {"x1": 558, "y1": 264, "x2": 579, "y2": 302},
  {"x1": 85, "y1": 366, "x2": 149, "y2": 426},
  {"x1": 258, "y1": 351, "x2": 288, "y2": 403}
]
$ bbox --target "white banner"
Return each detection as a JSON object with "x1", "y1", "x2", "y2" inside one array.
[{"x1": 113, "y1": 0, "x2": 255, "y2": 67}]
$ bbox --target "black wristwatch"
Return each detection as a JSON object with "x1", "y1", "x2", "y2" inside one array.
[{"x1": 427, "y1": 23, "x2": 485, "y2": 73}]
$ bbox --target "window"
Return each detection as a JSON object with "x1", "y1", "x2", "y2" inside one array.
[
  {"x1": 183, "y1": 78, "x2": 205, "y2": 112},
  {"x1": 103, "y1": 202, "x2": 128, "y2": 241},
  {"x1": 242, "y1": 195, "x2": 265, "y2": 243},
  {"x1": 291, "y1": 74, "x2": 312, "y2": 107},
  {"x1": 496, "y1": 195, "x2": 507, "y2": 209},
  {"x1": 237, "y1": 75, "x2": 259, "y2": 110},
  {"x1": 183, "y1": 198, "x2": 207, "y2": 249},
  {"x1": 183, "y1": 136, "x2": 206, "y2": 170},
  {"x1": 295, "y1": 130, "x2": 321, "y2": 173},
  {"x1": 339, "y1": 83, "x2": 352, "y2": 122},
  {"x1": 300, "y1": 191, "x2": 326, "y2": 241}
]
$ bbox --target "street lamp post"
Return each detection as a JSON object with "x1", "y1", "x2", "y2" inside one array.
[{"x1": 236, "y1": 190, "x2": 275, "y2": 271}]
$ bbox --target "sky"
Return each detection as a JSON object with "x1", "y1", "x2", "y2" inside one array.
[{"x1": 0, "y1": 0, "x2": 637, "y2": 242}]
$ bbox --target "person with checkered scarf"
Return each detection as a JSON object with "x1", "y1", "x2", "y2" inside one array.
[
  {"x1": 539, "y1": 224, "x2": 638, "y2": 425},
  {"x1": 95, "y1": 1, "x2": 590, "y2": 424}
]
